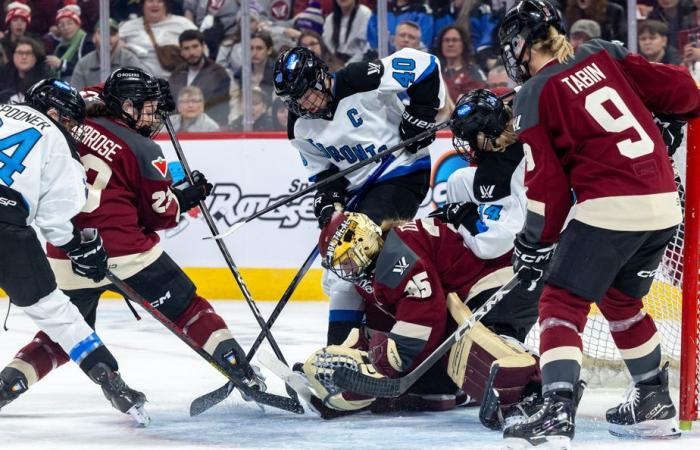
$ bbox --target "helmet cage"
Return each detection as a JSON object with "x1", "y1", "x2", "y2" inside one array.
[
  {"x1": 320, "y1": 213, "x2": 383, "y2": 282},
  {"x1": 102, "y1": 67, "x2": 165, "y2": 138},
  {"x1": 25, "y1": 78, "x2": 87, "y2": 141},
  {"x1": 451, "y1": 89, "x2": 508, "y2": 162},
  {"x1": 274, "y1": 47, "x2": 334, "y2": 120}
]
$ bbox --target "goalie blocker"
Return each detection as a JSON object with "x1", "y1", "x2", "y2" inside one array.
[{"x1": 302, "y1": 292, "x2": 540, "y2": 425}]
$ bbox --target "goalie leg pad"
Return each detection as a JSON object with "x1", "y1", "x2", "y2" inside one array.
[{"x1": 303, "y1": 345, "x2": 383, "y2": 411}]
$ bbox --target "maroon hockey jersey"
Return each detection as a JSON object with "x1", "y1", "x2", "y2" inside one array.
[
  {"x1": 47, "y1": 116, "x2": 180, "y2": 260},
  {"x1": 356, "y1": 218, "x2": 511, "y2": 374},
  {"x1": 514, "y1": 39, "x2": 700, "y2": 244}
]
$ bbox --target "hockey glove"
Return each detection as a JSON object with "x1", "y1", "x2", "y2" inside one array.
[
  {"x1": 428, "y1": 202, "x2": 486, "y2": 235},
  {"x1": 172, "y1": 170, "x2": 212, "y2": 212},
  {"x1": 512, "y1": 234, "x2": 556, "y2": 292},
  {"x1": 399, "y1": 107, "x2": 436, "y2": 154},
  {"x1": 314, "y1": 190, "x2": 345, "y2": 228},
  {"x1": 60, "y1": 228, "x2": 109, "y2": 282},
  {"x1": 653, "y1": 113, "x2": 686, "y2": 157}
]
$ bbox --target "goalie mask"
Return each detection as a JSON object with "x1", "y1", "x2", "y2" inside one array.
[
  {"x1": 498, "y1": 0, "x2": 564, "y2": 83},
  {"x1": 318, "y1": 212, "x2": 383, "y2": 282},
  {"x1": 273, "y1": 47, "x2": 334, "y2": 120},
  {"x1": 451, "y1": 89, "x2": 510, "y2": 161}
]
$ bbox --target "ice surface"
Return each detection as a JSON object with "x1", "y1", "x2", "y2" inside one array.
[{"x1": 1, "y1": 300, "x2": 699, "y2": 450}]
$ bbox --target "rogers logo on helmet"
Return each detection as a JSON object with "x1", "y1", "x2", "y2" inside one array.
[{"x1": 116, "y1": 72, "x2": 141, "y2": 78}]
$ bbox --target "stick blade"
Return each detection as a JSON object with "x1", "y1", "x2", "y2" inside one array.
[
  {"x1": 205, "y1": 220, "x2": 245, "y2": 240},
  {"x1": 332, "y1": 367, "x2": 403, "y2": 398},
  {"x1": 189, "y1": 382, "x2": 235, "y2": 416}
]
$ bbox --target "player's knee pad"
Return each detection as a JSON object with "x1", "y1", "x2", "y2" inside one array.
[
  {"x1": 598, "y1": 287, "x2": 644, "y2": 322},
  {"x1": 445, "y1": 293, "x2": 539, "y2": 408},
  {"x1": 538, "y1": 285, "x2": 590, "y2": 332},
  {"x1": 10, "y1": 331, "x2": 69, "y2": 385},
  {"x1": 174, "y1": 295, "x2": 233, "y2": 352},
  {"x1": 303, "y1": 345, "x2": 382, "y2": 411}
]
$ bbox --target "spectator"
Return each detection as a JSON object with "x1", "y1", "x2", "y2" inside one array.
[
  {"x1": 0, "y1": 36, "x2": 50, "y2": 103},
  {"x1": 169, "y1": 29, "x2": 231, "y2": 127},
  {"x1": 1, "y1": 1, "x2": 42, "y2": 59},
  {"x1": 638, "y1": 19, "x2": 683, "y2": 65},
  {"x1": 229, "y1": 86, "x2": 274, "y2": 130},
  {"x1": 291, "y1": 0, "x2": 334, "y2": 18},
  {"x1": 215, "y1": 1, "x2": 264, "y2": 77},
  {"x1": 45, "y1": 1, "x2": 93, "y2": 81},
  {"x1": 565, "y1": 0, "x2": 626, "y2": 44},
  {"x1": 281, "y1": 0, "x2": 326, "y2": 44},
  {"x1": 25, "y1": 0, "x2": 62, "y2": 38},
  {"x1": 486, "y1": 64, "x2": 508, "y2": 90},
  {"x1": 119, "y1": 0, "x2": 197, "y2": 78},
  {"x1": 393, "y1": 20, "x2": 422, "y2": 50},
  {"x1": 170, "y1": 85, "x2": 221, "y2": 132},
  {"x1": 70, "y1": 18, "x2": 142, "y2": 89},
  {"x1": 74, "y1": 0, "x2": 98, "y2": 34},
  {"x1": 649, "y1": 0, "x2": 695, "y2": 51},
  {"x1": 322, "y1": 0, "x2": 371, "y2": 63},
  {"x1": 228, "y1": 29, "x2": 275, "y2": 123},
  {"x1": 682, "y1": 0, "x2": 700, "y2": 28},
  {"x1": 298, "y1": 29, "x2": 344, "y2": 70},
  {"x1": 569, "y1": 18, "x2": 601, "y2": 51},
  {"x1": 434, "y1": 25, "x2": 485, "y2": 104},
  {"x1": 270, "y1": 96, "x2": 287, "y2": 131},
  {"x1": 183, "y1": 0, "x2": 239, "y2": 58},
  {"x1": 367, "y1": 0, "x2": 434, "y2": 52}
]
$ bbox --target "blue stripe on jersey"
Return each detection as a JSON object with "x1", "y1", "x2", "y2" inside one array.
[
  {"x1": 414, "y1": 55, "x2": 437, "y2": 85},
  {"x1": 329, "y1": 309, "x2": 365, "y2": 323},
  {"x1": 397, "y1": 91, "x2": 410, "y2": 102},
  {"x1": 69, "y1": 332, "x2": 103, "y2": 364},
  {"x1": 377, "y1": 155, "x2": 431, "y2": 183}
]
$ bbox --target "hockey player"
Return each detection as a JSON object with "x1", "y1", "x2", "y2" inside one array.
[
  {"x1": 0, "y1": 67, "x2": 263, "y2": 402},
  {"x1": 497, "y1": 0, "x2": 700, "y2": 446},
  {"x1": 298, "y1": 209, "x2": 541, "y2": 420},
  {"x1": 0, "y1": 79, "x2": 146, "y2": 423},
  {"x1": 274, "y1": 46, "x2": 444, "y2": 345},
  {"x1": 430, "y1": 88, "x2": 541, "y2": 343}
]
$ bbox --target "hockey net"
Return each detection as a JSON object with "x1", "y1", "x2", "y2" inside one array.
[{"x1": 524, "y1": 120, "x2": 700, "y2": 428}]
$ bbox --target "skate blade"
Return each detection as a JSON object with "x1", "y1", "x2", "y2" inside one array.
[
  {"x1": 127, "y1": 404, "x2": 151, "y2": 427},
  {"x1": 502, "y1": 436, "x2": 571, "y2": 450},
  {"x1": 608, "y1": 418, "x2": 681, "y2": 439}
]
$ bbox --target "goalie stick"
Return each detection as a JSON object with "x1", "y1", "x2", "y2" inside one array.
[
  {"x1": 332, "y1": 273, "x2": 521, "y2": 397},
  {"x1": 162, "y1": 116, "x2": 299, "y2": 411},
  {"x1": 189, "y1": 155, "x2": 397, "y2": 415},
  {"x1": 105, "y1": 271, "x2": 304, "y2": 414},
  {"x1": 209, "y1": 90, "x2": 515, "y2": 240}
]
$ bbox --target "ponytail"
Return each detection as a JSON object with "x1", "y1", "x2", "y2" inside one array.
[{"x1": 532, "y1": 26, "x2": 574, "y2": 64}]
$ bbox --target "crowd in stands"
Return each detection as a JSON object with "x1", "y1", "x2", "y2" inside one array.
[{"x1": 0, "y1": 0, "x2": 698, "y2": 131}]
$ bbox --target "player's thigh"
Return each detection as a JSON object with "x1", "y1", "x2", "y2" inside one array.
[
  {"x1": 611, "y1": 226, "x2": 677, "y2": 298},
  {"x1": 356, "y1": 169, "x2": 430, "y2": 224},
  {"x1": 0, "y1": 224, "x2": 57, "y2": 307},
  {"x1": 545, "y1": 220, "x2": 650, "y2": 303},
  {"x1": 119, "y1": 252, "x2": 196, "y2": 320}
]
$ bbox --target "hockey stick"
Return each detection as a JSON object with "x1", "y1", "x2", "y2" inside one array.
[
  {"x1": 162, "y1": 117, "x2": 299, "y2": 410},
  {"x1": 209, "y1": 90, "x2": 515, "y2": 241},
  {"x1": 104, "y1": 271, "x2": 304, "y2": 414},
  {"x1": 189, "y1": 155, "x2": 396, "y2": 415},
  {"x1": 332, "y1": 273, "x2": 521, "y2": 398}
]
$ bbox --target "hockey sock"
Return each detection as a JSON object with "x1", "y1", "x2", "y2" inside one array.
[
  {"x1": 9, "y1": 331, "x2": 70, "y2": 386},
  {"x1": 599, "y1": 288, "x2": 661, "y2": 384},
  {"x1": 538, "y1": 285, "x2": 590, "y2": 394},
  {"x1": 174, "y1": 295, "x2": 235, "y2": 356}
]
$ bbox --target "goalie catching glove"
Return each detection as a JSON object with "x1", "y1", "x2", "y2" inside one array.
[{"x1": 171, "y1": 170, "x2": 212, "y2": 211}]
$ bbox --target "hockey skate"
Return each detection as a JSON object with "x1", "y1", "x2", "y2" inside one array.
[
  {"x1": 0, "y1": 367, "x2": 29, "y2": 412},
  {"x1": 502, "y1": 382, "x2": 585, "y2": 450},
  {"x1": 501, "y1": 392, "x2": 545, "y2": 429},
  {"x1": 606, "y1": 362, "x2": 681, "y2": 439},
  {"x1": 217, "y1": 340, "x2": 267, "y2": 395},
  {"x1": 88, "y1": 363, "x2": 150, "y2": 426}
]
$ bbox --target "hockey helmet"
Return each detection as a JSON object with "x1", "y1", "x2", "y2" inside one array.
[
  {"x1": 25, "y1": 78, "x2": 86, "y2": 141},
  {"x1": 101, "y1": 66, "x2": 165, "y2": 137},
  {"x1": 318, "y1": 212, "x2": 383, "y2": 282},
  {"x1": 498, "y1": 0, "x2": 564, "y2": 83},
  {"x1": 273, "y1": 47, "x2": 334, "y2": 120},
  {"x1": 451, "y1": 89, "x2": 510, "y2": 161}
]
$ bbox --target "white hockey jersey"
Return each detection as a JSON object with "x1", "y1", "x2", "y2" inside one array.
[
  {"x1": 0, "y1": 104, "x2": 86, "y2": 246},
  {"x1": 291, "y1": 48, "x2": 446, "y2": 192},
  {"x1": 446, "y1": 147, "x2": 527, "y2": 260}
]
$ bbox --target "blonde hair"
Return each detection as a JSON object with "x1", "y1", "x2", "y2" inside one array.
[
  {"x1": 532, "y1": 26, "x2": 574, "y2": 64},
  {"x1": 494, "y1": 107, "x2": 517, "y2": 150}
]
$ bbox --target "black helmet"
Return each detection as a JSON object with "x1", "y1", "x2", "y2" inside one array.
[
  {"x1": 273, "y1": 47, "x2": 334, "y2": 119},
  {"x1": 498, "y1": 0, "x2": 564, "y2": 83},
  {"x1": 25, "y1": 78, "x2": 86, "y2": 140},
  {"x1": 101, "y1": 66, "x2": 165, "y2": 137},
  {"x1": 451, "y1": 89, "x2": 509, "y2": 161}
]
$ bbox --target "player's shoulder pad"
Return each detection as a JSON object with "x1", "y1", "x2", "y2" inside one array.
[
  {"x1": 473, "y1": 143, "x2": 525, "y2": 202},
  {"x1": 577, "y1": 38, "x2": 628, "y2": 62},
  {"x1": 93, "y1": 117, "x2": 170, "y2": 181},
  {"x1": 513, "y1": 62, "x2": 560, "y2": 134},
  {"x1": 374, "y1": 229, "x2": 419, "y2": 289},
  {"x1": 333, "y1": 60, "x2": 384, "y2": 101}
]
